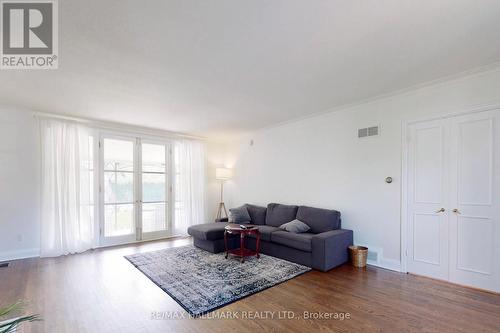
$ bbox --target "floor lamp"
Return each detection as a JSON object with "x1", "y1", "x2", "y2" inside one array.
[{"x1": 215, "y1": 168, "x2": 232, "y2": 221}]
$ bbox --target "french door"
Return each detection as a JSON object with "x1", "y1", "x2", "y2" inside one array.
[
  {"x1": 139, "y1": 140, "x2": 172, "y2": 240},
  {"x1": 99, "y1": 135, "x2": 172, "y2": 246},
  {"x1": 407, "y1": 109, "x2": 500, "y2": 292}
]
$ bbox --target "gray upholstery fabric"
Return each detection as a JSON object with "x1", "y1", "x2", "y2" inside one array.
[
  {"x1": 245, "y1": 204, "x2": 267, "y2": 225},
  {"x1": 229, "y1": 205, "x2": 251, "y2": 223},
  {"x1": 265, "y1": 203, "x2": 299, "y2": 227},
  {"x1": 279, "y1": 219, "x2": 310, "y2": 233},
  {"x1": 312, "y1": 229, "x2": 353, "y2": 271},
  {"x1": 246, "y1": 225, "x2": 280, "y2": 241},
  {"x1": 187, "y1": 222, "x2": 230, "y2": 241},
  {"x1": 245, "y1": 238, "x2": 312, "y2": 267},
  {"x1": 296, "y1": 206, "x2": 341, "y2": 233},
  {"x1": 194, "y1": 237, "x2": 239, "y2": 253},
  {"x1": 271, "y1": 231, "x2": 314, "y2": 252}
]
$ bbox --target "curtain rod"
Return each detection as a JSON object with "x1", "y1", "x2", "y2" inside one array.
[{"x1": 34, "y1": 111, "x2": 206, "y2": 141}]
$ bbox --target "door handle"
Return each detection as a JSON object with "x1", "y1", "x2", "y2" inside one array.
[
  {"x1": 452, "y1": 209, "x2": 461, "y2": 214},
  {"x1": 435, "y1": 208, "x2": 445, "y2": 213}
]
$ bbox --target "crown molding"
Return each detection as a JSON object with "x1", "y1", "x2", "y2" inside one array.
[{"x1": 255, "y1": 61, "x2": 500, "y2": 135}]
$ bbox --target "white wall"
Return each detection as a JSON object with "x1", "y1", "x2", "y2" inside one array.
[
  {"x1": 219, "y1": 68, "x2": 500, "y2": 271},
  {"x1": 0, "y1": 107, "x2": 40, "y2": 261}
]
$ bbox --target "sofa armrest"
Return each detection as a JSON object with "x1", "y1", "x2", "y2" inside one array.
[{"x1": 311, "y1": 229, "x2": 353, "y2": 271}]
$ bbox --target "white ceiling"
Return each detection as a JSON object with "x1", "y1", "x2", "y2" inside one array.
[{"x1": 2, "y1": 0, "x2": 500, "y2": 139}]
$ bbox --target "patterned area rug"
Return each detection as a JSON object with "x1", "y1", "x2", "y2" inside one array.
[{"x1": 125, "y1": 245, "x2": 311, "y2": 316}]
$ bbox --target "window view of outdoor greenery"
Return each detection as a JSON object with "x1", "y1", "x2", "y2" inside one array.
[
  {"x1": 142, "y1": 143, "x2": 167, "y2": 233},
  {"x1": 103, "y1": 139, "x2": 134, "y2": 237},
  {"x1": 102, "y1": 139, "x2": 169, "y2": 237}
]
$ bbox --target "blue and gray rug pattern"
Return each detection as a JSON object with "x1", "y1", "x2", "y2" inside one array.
[{"x1": 125, "y1": 245, "x2": 311, "y2": 316}]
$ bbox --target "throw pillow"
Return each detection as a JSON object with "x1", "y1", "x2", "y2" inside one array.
[
  {"x1": 279, "y1": 219, "x2": 310, "y2": 233},
  {"x1": 229, "y1": 205, "x2": 251, "y2": 223}
]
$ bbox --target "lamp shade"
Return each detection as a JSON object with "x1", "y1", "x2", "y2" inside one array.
[{"x1": 215, "y1": 168, "x2": 232, "y2": 180}]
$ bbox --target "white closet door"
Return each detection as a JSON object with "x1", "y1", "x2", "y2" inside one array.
[
  {"x1": 407, "y1": 119, "x2": 450, "y2": 280},
  {"x1": 448, "y1": 110, "x2": 500, "y2": 292}
]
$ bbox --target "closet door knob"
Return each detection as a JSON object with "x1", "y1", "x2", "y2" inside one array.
[
  {"x1": 436, "y1": 208, "x2": 445, "y2": 213},
  {"x1": 452, "y1": 209, "x2": 461, "y2": 214}
]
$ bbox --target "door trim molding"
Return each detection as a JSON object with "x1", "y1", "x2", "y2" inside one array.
[{"x1": 400, "y1": 103, "x2": 500, "y2": 273}]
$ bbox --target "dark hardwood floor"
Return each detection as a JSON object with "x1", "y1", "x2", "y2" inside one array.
[{"x1": 1, "y1": 238, "x2": 499, "y2": 333}]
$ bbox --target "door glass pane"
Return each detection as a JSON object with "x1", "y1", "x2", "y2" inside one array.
[
  {"x1": 142, "y1": 173, "x2": 165, "y2": 202},
  {"x1": 104, "y1": 139, "x2": 134, "y2": 172},
  {"x1": 142, "y1": 143, "x2": 167, "y2": 233},
  {"x1": 104, "y1": 171, "x2": 134, "y2": 203},
  {"x1": 142, "y1": 144, "x2": 165, "y2": 172},
  {"x1": 103, "y1": 138, "x2": 134, "y2": 237},
  {"x1": 142, "y1": 203, "x2": 166, "y2": 233},
  {"x1": 104, "y1": 204, "x2": 134, "y2": 237}
]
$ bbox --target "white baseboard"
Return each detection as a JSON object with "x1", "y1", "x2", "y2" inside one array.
[
  {"x1": 356, "y1": 243, "x2": 402, "y2": 272},
  {"x1": 367, "y1": 258, "x2": 402, "y2": 272},
  {"x1": 0, "y1": 248, "x2": 40, "y2": 262}
]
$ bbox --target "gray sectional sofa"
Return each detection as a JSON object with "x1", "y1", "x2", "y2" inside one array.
[{"x1": 188, "y1": 203, "x2": 353, "y2": 271}]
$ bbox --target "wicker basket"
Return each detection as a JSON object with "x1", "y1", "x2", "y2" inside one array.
[{"x1": 349, "y1": 245, "x2": 368, "y2": 268}]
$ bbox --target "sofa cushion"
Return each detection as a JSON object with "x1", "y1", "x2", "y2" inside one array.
[
  {"x1": 279, "y1": 219, "x2": 310, "y2": 233},
  {"x1": 296, "y1": 206, "x2": 341, "y2": 233},
  {"x1": 187, "y1": 222, "x2": 230, "y2": 241},
  {"x1": 245, "y1": 204, "x2": 267, "y2": 225},
  {"x1": 229, "y1": 205, "x2": 251, "y2": 223},
  {"x1": 265, "y1": 203, "x2": 299, "y2": 227},
  {"x1": 247, "y1": 225, "x2": 280, "y2": 242},
  {"x1": 271, "y1": 231, "x2": 314, "y2": 252}
]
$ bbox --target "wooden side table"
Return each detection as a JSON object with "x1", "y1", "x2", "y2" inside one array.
[{"x1": 224, "y1": 224, "x2": 261, "y2": 263}]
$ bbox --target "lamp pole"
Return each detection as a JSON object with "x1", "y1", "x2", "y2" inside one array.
[
  {"x1": 215, "y1": 168, "x2": 231, "y2": 221},
  {"x1": 220, "y1": 180, "x2": 224, "y2": 202}
]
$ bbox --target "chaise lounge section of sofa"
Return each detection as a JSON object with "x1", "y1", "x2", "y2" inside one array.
[{"x1": 188, "y1": 203, "x2": 353, "y2": 272}]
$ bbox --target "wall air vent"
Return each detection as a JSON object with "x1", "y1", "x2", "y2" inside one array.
[
  {"x1": 358, "y1": 126, "x2": 380, "y2": 138},
  {"x1": 367, "y1": 250, "x2": 378, "y2": 262}
]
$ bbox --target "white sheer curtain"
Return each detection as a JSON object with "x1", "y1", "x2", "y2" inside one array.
[
  {"x1": 39, "y1": 118, "x2": 96, "y2": 257},
  {"x1": 174, "y1": 139, "x2": 206, "y2": 235}
]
